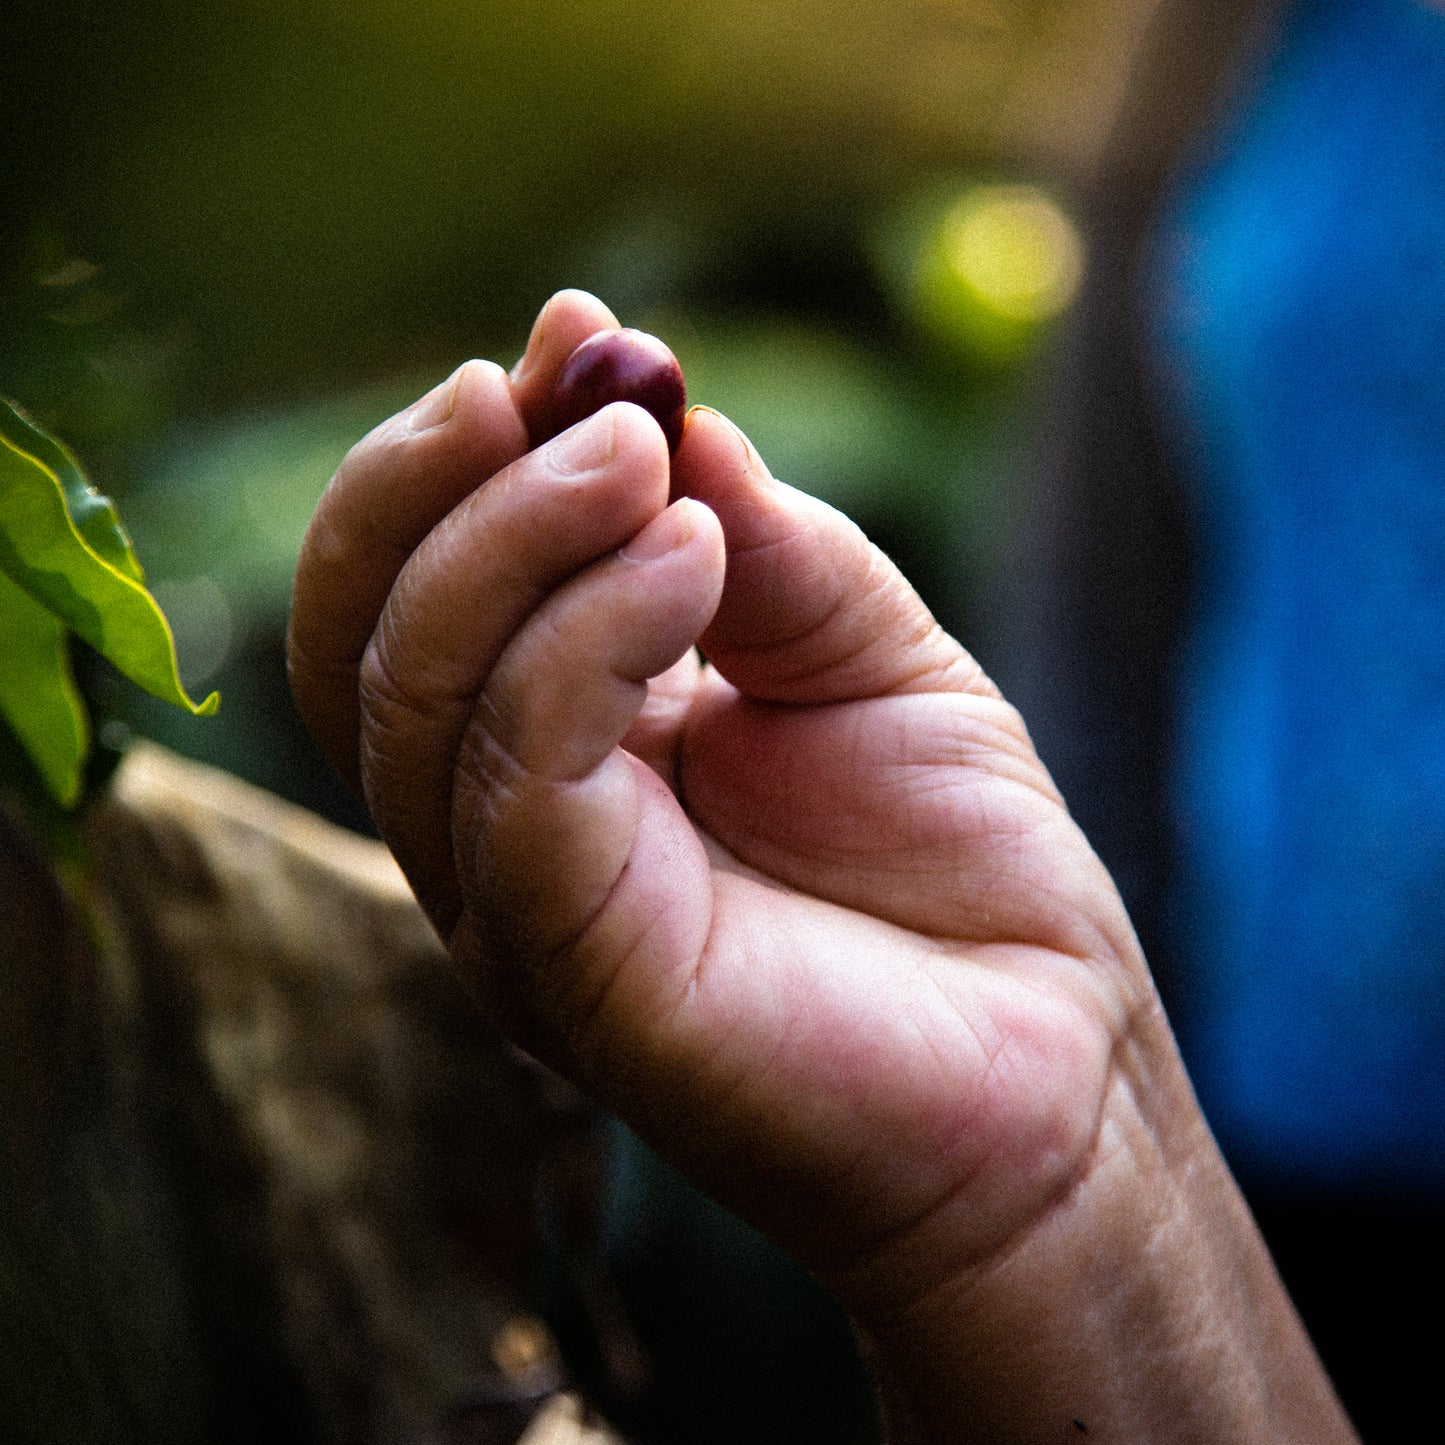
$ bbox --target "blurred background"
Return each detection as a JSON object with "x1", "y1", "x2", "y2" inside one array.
[
  {"x1": 2, "y1": 2, "x2": 1164, "y2": 1442},
  {"x1": 2, "y1": 0, "x2": 1159, "y2": 823}
]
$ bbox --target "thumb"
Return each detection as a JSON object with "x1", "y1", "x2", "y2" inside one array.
[{"x1": 671, "y1": 408, "x2": 998, "y2": 705}]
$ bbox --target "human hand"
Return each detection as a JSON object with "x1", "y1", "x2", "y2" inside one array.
[
  {"x1": 291, "y1": 287, "x2": 1151, "y2": 1292},
  {"x1": 289, "y1": 292, "x2": 1353, "y2": 1442}
]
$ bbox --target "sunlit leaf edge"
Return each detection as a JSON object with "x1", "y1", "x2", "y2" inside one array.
[
  {"x1": 0, "y1": 426, "x2": 218, "y2": 720},
  {"x1": 0, "y1": 398, "x2": 145, "y2": 584}
]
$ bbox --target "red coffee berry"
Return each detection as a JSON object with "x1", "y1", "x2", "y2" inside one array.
[{"x1": 542, "y1": 328, "x2": 688, "y2": 454}]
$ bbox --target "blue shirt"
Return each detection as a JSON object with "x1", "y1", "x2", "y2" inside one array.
[{"x1": 1154, "y1": 0, "x2": 1445, "y2": 1190}]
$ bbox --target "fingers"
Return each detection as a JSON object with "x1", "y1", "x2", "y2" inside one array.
[
  {"x1": 452, "y1": 497, "x2": 723, "y2": 988},
  {"x1": 666, "y1": 408, "x2": 1054, "y2": 943},
  {"x1": 670, "y1": 408, "x2": 999, "y2": 706},
  {"x1": 354, "y1": 402, "x2": 700, "y2": 933},
  {"x1": 520, "y1": 311, "x2": 992, "y2": 708},
  {"x1": 288, "y1": 359, "x2": 529, "y2": 789},
  {"x1": 294, "y1": 292, "x2": 983, "y2": 808},
  {"x1": 289, "y1": 289, "x2": 627, "y2": 793},
  {"x1": 476, "y1": 498, "x2": 724, "y2": 783}
]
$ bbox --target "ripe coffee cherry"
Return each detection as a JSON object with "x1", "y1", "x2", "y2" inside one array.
[{"x1": 542, "y1": 328, "x2": 688, "y2": 454}]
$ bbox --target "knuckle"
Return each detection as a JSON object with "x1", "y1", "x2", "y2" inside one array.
[
  {"x1": 452, "y1": 692, "x2": 532, "y2": 832},
  {"x1": 356, "y1": 627, "x2": 420, "y2": 734},
  {"x1": 355, "y1": 623, "x2": 474, "y2": 783},
  {"x1": 358, "y1": 596, "x2": 483, "y2": 721}
]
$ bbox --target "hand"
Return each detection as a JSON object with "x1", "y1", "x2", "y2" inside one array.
[{"x1": 289, "y1": 292, "x2": 1355, "y2": 1442}]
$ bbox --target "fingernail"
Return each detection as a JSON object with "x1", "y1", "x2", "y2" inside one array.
[
  {"x1": 546, "y1": 407, "x2": 616, "y2": 476},
  {"x1": 621, "y1": 498, "x2": 699, "y2": 562},
  {"x1": 693, "y1": 405, "x2": 770, "y2": 478},
  {"x1": 407, "y1": 365, "x2": 464, "y2": 432}
]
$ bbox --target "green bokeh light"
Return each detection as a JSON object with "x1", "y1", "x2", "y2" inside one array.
[{"x1": 901, "y1": 180, "x2": 1085, "y2": 364}]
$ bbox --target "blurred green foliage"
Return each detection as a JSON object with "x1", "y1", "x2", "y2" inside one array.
[{"x1": 8, "y1": 1, "x2": 1056, "y2": 408}]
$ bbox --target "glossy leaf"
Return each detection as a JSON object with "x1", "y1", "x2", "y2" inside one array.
[
  {"x1": 0, "y1": 399, "x2": 145, "y2": 584},
  {"x1": 0, "y1": 568, "x2": 88, "y2": 806},
  {"x1": 0, "y1": 418, "x2": 217, "y2": 723}
]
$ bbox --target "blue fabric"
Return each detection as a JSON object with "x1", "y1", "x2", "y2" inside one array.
[{"x1": 1153, "y1": 0, "x2": 1445, "y2": 1190}]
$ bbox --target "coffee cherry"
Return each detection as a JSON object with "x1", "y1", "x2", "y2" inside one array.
[{"x1": 543, "y1": 328, "x2": 687, "y2": 453}]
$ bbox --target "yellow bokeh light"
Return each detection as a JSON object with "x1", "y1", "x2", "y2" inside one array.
[{"x1": 937, "y1": 183, "x2": 1084, "y2": 324}]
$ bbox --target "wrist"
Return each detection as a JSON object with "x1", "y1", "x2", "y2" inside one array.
[{"x1": 836, "y1": 1007, "x2": 1356, "y2": 1443}]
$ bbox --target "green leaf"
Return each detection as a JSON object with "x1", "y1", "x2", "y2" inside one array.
[
  {"x1": 0, "y1": 399, "x2": 145, "y2": 584},
  {"x1": 0, "y1": 569, "x2": 88, "y2": 807},
  {"x1": 0, "y1": 416, "x2": 218, "y2": 722}
]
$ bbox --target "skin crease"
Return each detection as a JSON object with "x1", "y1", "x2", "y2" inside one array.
[{"x1": 288, "y1": 290, "x2": 1360, "y2": 1443}]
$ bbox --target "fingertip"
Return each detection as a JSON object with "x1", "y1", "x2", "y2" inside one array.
[
  {"x1": 674, "y1": 405, "x2": 771, "y2": 486},
  {"x1": 676, "y1": 494, "x2": 727, "y2": 579},
  {"x1": 670, "y1": 406, "x2": 787, "y2": 524},
  {"x1": 690, "y1": 403, "x2": 769, "y2": 463},
  {"x1": 446, "y1": 358, "x2": 530, "y2": 455},
  {"x1": 377, "y1": 358, "x2": 526, "y2": 461},
  {"x1": 669, "y1": 406, "x2": 806, "y2": 564},
  {"x1": 449, "y1": 356, "x2": 513, "y2": 413},
  {"x1": 606, "y1": 396, "x2": 673, "y2": 456},
  {"x1": 511, "y1": 290, "x2": 621, "y2": 400},
  {"x1": 620, "y1": 495, "x2": 724, "y2": 567},
  {"x1": 549, "y1": 287, "x2": 621, "y2": 332},
  {"x1": 536, "y1": 401, "x2": 675, "y2": 501},
  {"x1": 402, "y1": 363, "x2": 468, "y2": 433}
]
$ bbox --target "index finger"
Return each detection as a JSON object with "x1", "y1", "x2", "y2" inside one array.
[{"x1": 288, "y1": 358, "x2": 528, "y2": 789}]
